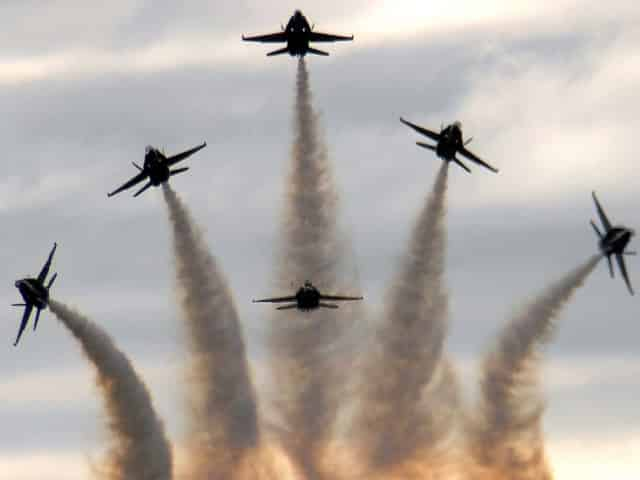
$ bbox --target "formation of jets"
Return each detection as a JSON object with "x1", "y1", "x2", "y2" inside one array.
[{"x1": 9, "y1": 10, "x2": 636, "y2": 346}]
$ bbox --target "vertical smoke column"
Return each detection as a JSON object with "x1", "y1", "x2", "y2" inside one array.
[
  {"x1": 49, "y1": 300, "x2": 172, "y2": 480},
  {"x1": 466, "y1": 255, "x2": 601, "y2": 480},
  {"x1": 162, "y1": 185, "x2": 260, "y2": 479},
  {"x1": 269, "y1": 58, "x2": 352, "y2": 480},
  {"x1": 352, "y1": 163, "x2": 458, "y2": 476}
]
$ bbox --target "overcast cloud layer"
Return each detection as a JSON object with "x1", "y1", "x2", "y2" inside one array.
[{"x1": 0, "y1": 1, "x2": 638, "y2": 479}]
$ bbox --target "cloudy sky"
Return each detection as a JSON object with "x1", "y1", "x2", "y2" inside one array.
[{"x1": 0, "y1": 1, "x2": 638, "y2": 479}]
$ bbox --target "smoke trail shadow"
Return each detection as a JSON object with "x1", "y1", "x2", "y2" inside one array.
[
  {"x1": 465, "y1": 255, "x2": 601, "y2": 480},
  {"x1": 50, "y1": 300, "x2": 172, "y2": 480},
  {"x1": 162, "y1": 184, "x2": 260, "y2": 479}
]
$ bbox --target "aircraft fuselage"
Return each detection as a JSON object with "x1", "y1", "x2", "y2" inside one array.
[
  {"x1": 295, "y1": 284, "x2": 322, "y2": 310},
  {"x1": 284, "y1": 12, "x2": 314, "y2": 56},
  {"x1": 144, "y1": 149, "x2": 170, "y2": 186},
  {"x1": 436, "y1": 124, "x2": 464, "y2": 160},
  {"x1": 15, "y1": 278, "x2": 48, "y2": 310},
  {"x1": 600, "y1": 227, "x2": 634, "y2": 256}
]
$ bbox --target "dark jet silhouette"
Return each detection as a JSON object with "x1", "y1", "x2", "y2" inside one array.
[
  {"x1": 12, "y1": 243, "x2": 58, "y2": 346},
  {"x1": 253, "y1": 280, "x2": 363, "y2": 311},
  {"x1": 591, "y1": 191, "x2": 636, "y2": 295},
  {"x1": 108, "y1": 142, "x2": 207, "y2": 197},
  {"x1": 400, "y1": 118, "x2": 499, "y2": 174},
  {"x1": 242, "y1": 10, "x2": 354, "y2": 57}
]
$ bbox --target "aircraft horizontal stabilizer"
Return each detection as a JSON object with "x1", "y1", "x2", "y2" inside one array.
[
  {"x1": 319, "y1": 303, "x2": 339, "y2": 309},
  {"x1": 276, "y1": 304, "x2": 298, "y2": 310},
  {"x1": 267, "y1": 47, "x2": 289, "y2": 56},
  {"x1": 133, "y1": 181, "x2": 153, "y2": 197},
  {"x1": 453, "y1": 158, "x2": 471, "y2": 173},
  {"x1": 307, "y1": 47, "x2": 329, "y2": 56},
  {"x1": 416, "y1": 142, "x2": 436, "y2": 151}
]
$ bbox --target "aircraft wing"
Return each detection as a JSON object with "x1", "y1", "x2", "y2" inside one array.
[
  {"x1": 14, "y1": 304, "x2": 33, "y2": 346},
  {"x1": 253, "y1": 295, "x2": 297, "y2": 303},
  {"x1": 242, "y1": 32, "x2": 288, "y2": 43},
  {"x1": 108, "y1": 171, "x2": 148, "y2": 197},
  {"x1": 400, "y1": 118, "x2": 441, "y2": 142},
  {"x1": 37, "y1": 243, "x2": 57, "y2": 283},
  {"x1": 319, "y1": 294, "x2": 363, "y2": 301},
  {"x1": 308, "y1": 31, "x2": 354, "y2": 42},
  {"x1": 166, "y1": 142, "x2": 207, "y2": 166},
  {"x1": 615, "y1": 253, "x2": 634, "y2": 295},
  {"x1": 592, "y1": 192, "x2": 612, "y2": 231},
  {"x1": 458, "y1": 147, "x2": 499, "y2": 173}
]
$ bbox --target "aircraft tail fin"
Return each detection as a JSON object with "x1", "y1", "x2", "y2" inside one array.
[
  {"x1": 170, "y1": 167, "x2": 189, "y2": 177},
  {"x1": 307, "y1": 47, "x2": 329, "y2": 56},
  {"x1": 33, "y1": 309, "x2": 42, "y2": 331},
  {"x1": 319, "y1": 303, "x2": 339, "y2": 309},
  {"x1": 591, "y1": 220, "x2": 604, "y2": 239},
  {"x1": 133, "y1": 181, "x2": 153, "y2": 197},
  {"x1": 267, "y1": 47, "x2": 289, "y2": 56},
  {"x1": 417, "y1": 142, "x2": 436, "y2": 151},
  {"x1": 47, "y1": 273, "x2": 57, "y2": 290}
]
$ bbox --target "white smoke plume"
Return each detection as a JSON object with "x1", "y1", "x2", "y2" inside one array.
[
  {"x1": 49, "y1": 300, "x2": 172, "y2": 480},
  {"x1": 267, "y1": 58, "x2": 357, "y2": 480},
  {"x1": 465, "y1": 255, "x2": 601, "y2": 480},
  {"x1": 162, "y1": 184, "x2": 260, "y2": 480},
  {"x1": 352, "y1": 163, "x2": 458, "y2": 477}
]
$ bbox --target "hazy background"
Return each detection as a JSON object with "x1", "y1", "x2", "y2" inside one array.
[{"x1": 0, "y1": 1, "x2": 638, "y2": 478}]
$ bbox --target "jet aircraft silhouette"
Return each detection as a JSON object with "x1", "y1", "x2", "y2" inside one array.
[
  {"x1": 400, "y1": 118, "x2": 498, "y2": 173},
  {"x1": 13, "y1": 243, "x2": 58, "y2": 346},
  {"x1": 253, "y1": 280, "x2": 363, "y2": 311},
  {"x1": 591, "y1": 191, "x2": 636, "y2": 295},
  {"x1": 242, "y1": 10, "x2": 353, "y2": 57},
  {"x1": 108, "y1": 142, "x2": 207, "y2": 198}
]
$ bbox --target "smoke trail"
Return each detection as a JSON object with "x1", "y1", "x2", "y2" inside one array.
[
  {"x1": 49, "y1": 300, "x2": 172, "y2": 480},
  {"x1": 162, "y1": 184, "x2": 260, "y2": 479},
  {"x1": 352, "y1": 163, "x2": 458, "y2": 474},
  {"x1": 268, "y1": 58, "x2": 355, "y2": 480},
  {"x1": 466, "y1": 255, "x2": 601, "y2": 480}
]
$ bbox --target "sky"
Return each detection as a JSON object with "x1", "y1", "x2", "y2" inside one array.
[{"x1": 0, "y1": 1, "x2": 638, "y2": 478}]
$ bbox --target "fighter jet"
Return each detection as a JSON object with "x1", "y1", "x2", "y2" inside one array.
[
  {"x1": 400, "y1": 118, "x2": 499, "y2": 174},
  {"x1": 591, "y1": 191, "x2": 636, "y2": 295},
  {"x1": 108, "y1": 142, "x2": 207, "y2": 198},
  {"x1": 12, "y1": 243, "x2": 58, "y2": 346},
  {"x1": 242, "y1": 10, "x2": 354, "y2": 57},
  {"x1": 253, "y1": 280, "x2": 363, "y2": 311}
]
